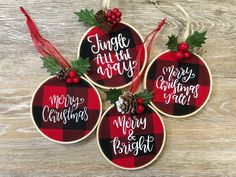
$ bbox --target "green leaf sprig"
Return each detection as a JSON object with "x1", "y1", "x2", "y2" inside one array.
[
  {"x1": 41, "y1": 56, "x2": 90, "y2": 76},
  {"x1": 134, "y1": 90, "x2": 153, "y2": 106},
  {"x1": 105, "y1": 89, "x2": 123, "y2": 104},
  {"x1": 186, "y1": 31, "x2": 207, "y2": 51},
  {"x1": 166, "y1": 31, "x2": 207, "y2": 52},
  {"x1": 41, "y1": 56, "x2": 61, "y2": 75},
  {"x1": 166, "y1": 35, "x2": 179, "y2": 51},
  {"x1": 71, "y1": 57, "x2": 90, "y2": 76},
  {"x1": 105, "y1": 89, "x2": 153, "y2": 106},
  {"x1": 74, "y1": 9, "x2": 99, "y2": 27}
]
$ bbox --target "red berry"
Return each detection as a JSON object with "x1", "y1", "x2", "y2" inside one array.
[
  {"x1": 68, "y1": 70, "x2": 77, "y2": 79},
  {"x1": 136, "y1": 105, "x2": 144, "y2": 114},
  {"x1": 107, "y1": 17, "x2": 111, "y2": 22},
  {"x1": 73, "y1": 77, "x2": 80, "y2": 84},
  {"x1": 66, "y1": 78, "x2": 73, "y2": 84},
  {"x1": 175, "y1": 51, "x2": 184, "y2": 60},
  {"x1": 113, "y1": 8, "x2": 119, "y2": 13},
  {"x1": 136, "y1": 98, "x2": 143, "y2": 105},
  {"x1": 112, "y1": 20, "x2": 117, "y2": 24},
  {"x1": 178, "y1": 42, "x2": 189, "y2": 51},
  {"x1": 116, "y1": 18, "x2": 121, "y2": 23},
  {"x1": 184, "y1": 52, "x2": 191, "y2": 58},
  {"x1": 107, "y1": 10, "x2": 112, "y2": 17},
  {"x1": 111, "y1": 15, "x2": 116, "y2": 19},
  {"x1": 116, "y1": 12, "x2": 122, "y2": 17}
]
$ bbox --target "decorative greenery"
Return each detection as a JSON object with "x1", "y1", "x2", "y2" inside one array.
[
  {"x1": 41, "y1": 56, "x2": 61, "y2": 75},
  {"x1": 105, "y1": 89, "x2": 122, "y2": 104},
  {"x1": 134, "y1": 89, "x2": 153, "y2": 106},
  {"x1": 71, "y1": 57, "x2": 90, "y2": 76},
  {"x1": 105, "y1": 89, "x2": 153, "y2": 105},
  {"x1": 74, "y1": 9, "x2": 99, "y2": 27},
  {"x1": 166, "y1": 31, "x2": 207, "y2": 52},
  {"x1": 186, "y1": 31, "x2": 207, "y2": 51},
  {"x1": 41, "y1": 56, "x2": 90, "y2": 76},
  {"x1": 166, "y1": 35, "x2": 179, "y2": 51},
  {"x1": 75, "y1": 8, "x2": 114, "y2": 32}
]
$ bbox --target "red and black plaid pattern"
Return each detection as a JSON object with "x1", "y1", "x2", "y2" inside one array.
[
  {"x1": 145, "y1": 51, "x2": 211, "y2": 117},
  {"x1": 79, "y1": 22, "x2": 146, "y2": 88},
  {"x1": 97, "y1": 105, "x2": 165, "y2": 169},
  {"x1": 32, "y1": 77, "x2": 101, "y2": 143}
]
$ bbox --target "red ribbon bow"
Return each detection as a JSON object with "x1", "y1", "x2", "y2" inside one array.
[
  {"x1": 20, "y1": 7, "x2": 70, "y2": 68},
  {"x1": 130, "y1": 19, "x2": 166, "y2": 93},
  {"x1": 20, "y1": 6, "x2": 166, "y2": 91}
]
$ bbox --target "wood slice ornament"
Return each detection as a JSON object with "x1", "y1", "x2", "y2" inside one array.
[
  {"x1": 144, "y1": 32, "x2": 212, "y2": 118},
  {"x1": 75, "y1": 8, "x2": 147, "y2": 89},
  {"x1": 21, "y1": 7, "x2": 102, "y2": 143}
]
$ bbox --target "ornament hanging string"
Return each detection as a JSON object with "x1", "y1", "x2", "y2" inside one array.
[
  {"x1": 20, "y1": 7, "x2": 71, "y2": 68},
  {"x1": 130, "y1": 19, "x2": 166, "y2": 93},
  {"x1": 102, "y1": 0, "x2": 110, "y2": 10},
  {"x1": 150, "y1": 0, "x2": 193, "y2": 40}
]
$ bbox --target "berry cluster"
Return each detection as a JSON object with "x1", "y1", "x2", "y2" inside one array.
[
  {"x1": 66, "y1": 70, "x2": 80, "y2": 84},
  {"x1": 106, "y1": 8, "x2": 122, "y2": 25},
  {"x1": 136, "y1": 98, "x2": 144, "y2": 114},
  {"x1": 175, "y1": 42, "x2": 191, "y2": 60}
]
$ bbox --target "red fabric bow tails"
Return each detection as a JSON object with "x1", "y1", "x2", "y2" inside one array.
[
  {"x1": 130, "y1": 19, "x2": 166, "y2": 93},
  {"x1": 20, "y1": 7, "x2": 71, "y2": 68}
]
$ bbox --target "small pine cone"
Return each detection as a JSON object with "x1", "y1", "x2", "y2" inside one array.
[
  {"x1": 99, "y1": 21, "x2": 113, "y2": 32},
  {"x1": 56, "y1": 68, "x2": 69, "y2": 80},
  {"x1": 115, "y1": 91, "x2": 137, "y2": 114},
  {"x1": 95, "y1": 10, "x2": 106, "y2": 23}
]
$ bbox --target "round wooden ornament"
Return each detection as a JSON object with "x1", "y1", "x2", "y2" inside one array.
[
  {"x1": 144, "y1": 51, "x2": 212, "y2": 118},
  {"x1": 77, "y1": 22, "x2": 147, "y2": 90},
  {"x1": 97, "y1": 104, "x2": 166, "y2": 170},
  {"x1": 31, "y1": 76, "x2": 102, "y2": 144}
]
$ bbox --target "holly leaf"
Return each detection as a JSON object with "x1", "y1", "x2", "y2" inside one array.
[
  {"x1": 71, "y1": 57, "x2": 90, "y2": 76},
  {"x1": 74, "y1": 9, "x2": 99, "y2": 27},
  {"x1": 41, "y1": 56, "x2": 61, "y2": 75},
  {"x1": 186, "y1": 31, "x2": 207, "y2": 51},
  {"x1": 134, "y1": 89, "x2": 153, "y2": 106},
  {"x1": 105, "y1": 89, "x2": 122, "y2": 104},
  {"x1": 166, "y1": 35, "x2": 179, "y2": 51}
]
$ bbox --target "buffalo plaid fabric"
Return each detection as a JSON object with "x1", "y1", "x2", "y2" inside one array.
[
  {"x1": 79, "y1": 22, "x2": 146, "y2": 88},
  {"x1": 98, "y1": 106, "x2": 165, "y2": 169},
  {"x1": 145, "y1": 51, "x2": 211, "y2": 117},
  {"x1": 32, "y1": 77, "x2": 101, "y2": 143}
]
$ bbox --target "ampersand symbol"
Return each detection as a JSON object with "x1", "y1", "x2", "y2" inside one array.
[{"x1": 127, "y1": 129, "x2": 136, "y2": 141}]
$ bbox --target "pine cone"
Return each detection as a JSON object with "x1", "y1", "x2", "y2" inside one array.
[
  {"x1": 56, "y1": 68, "x2": 69, "y2": 80},
  {"x1": 99, "y1": 21, "x2": 113, "y2": 32},
  {"x1": 115, "y1": 91, "x2": 137, "y2": 114},
  {"x1": 95, "y1": 10, "x2": 106, "y2": 23}
]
